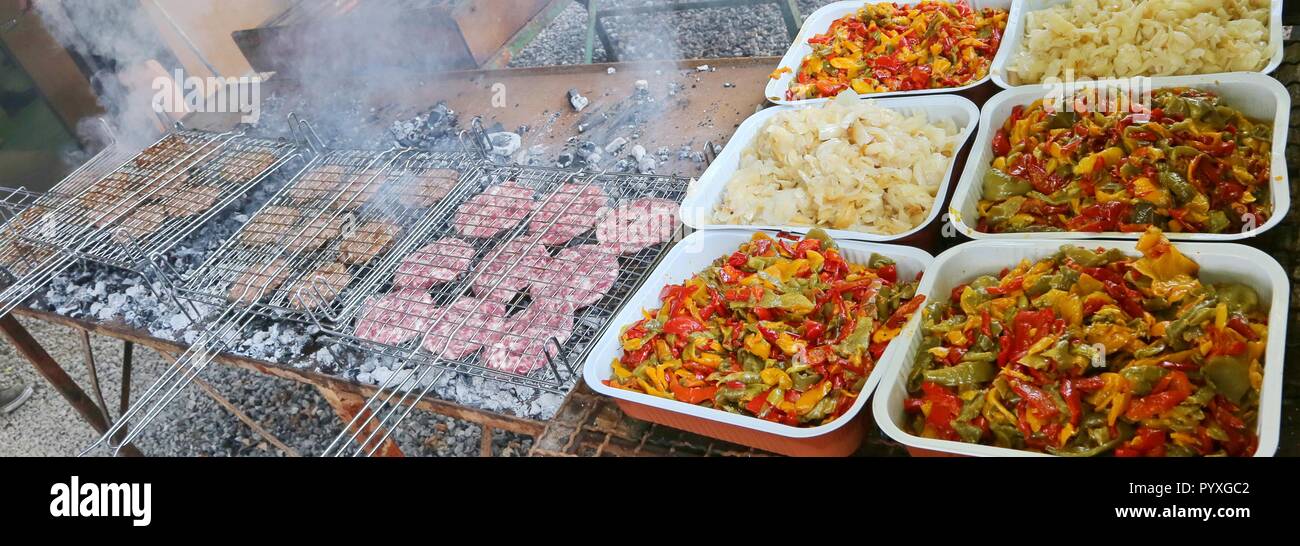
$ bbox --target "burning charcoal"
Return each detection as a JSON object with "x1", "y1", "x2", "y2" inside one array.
[
  {"x1": 604, "y1": 137, "x2": 627, "y2": 154},
  {"x1": 614, "y1": 158, "x2": 633, "y2": 172},
  {"x1": 691, "y1": 151, "x2": 705, "y2": 163},
  {"x1": 568, "y1": 89, "x2": 589, "y2": 112},
  {"x1": 488, "y1": 131, "x2": 522, "y2": 157},
  {"x1": 657, "y1": 146, "x2": 671, "y2": 161},
  {"x1": 557, "y1": 153, "x2": 574, "y2": 168},
  {"x1": 637, "y1": 156, "x2": 657, "y2": 175}
]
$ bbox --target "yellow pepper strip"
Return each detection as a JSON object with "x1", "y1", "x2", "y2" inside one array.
[
  {"x1": 692, "y1": 352, "x2": 723, "y2": 369},
  {"x1": 986, "y1": 389, "x2": 1018, "y2": 424},
  {"x1": 874, "y1": 326, "x2": 901, "y2": 344},
  {"x1": 775, "y1": 333, "x2": 804, "y2": 356},
  {"x1": 612, "y1": 359, "x2": 632, "y2": 380},
  {"x1": 795, "y1": 380, "x2": 834, "y2": 415},
  {"x1": 760, "y1": 368, "x2": 794, "y2": 389},
  {"x1": 654, "y1": 339, "x2": 673, "y2": 361},
  {"x1": 744, "y1": 333, "x2": 771, "y2": 360}
]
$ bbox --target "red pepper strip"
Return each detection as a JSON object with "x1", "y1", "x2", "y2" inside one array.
[
  {"x1": 1124, "y1": 371, "x2": 1193, "y2": 421},
  {"x1": 980, "y1": 308, "x2": 992, "y2": 337},
  {"x1": 745, "y1": 388, "x2": 772, "y2": 415},
  {"x1": 669, "y1": 381, "x2": 717, "y2": 405},
  {"x1": 1059, "y1": 379, "x2": 1081, "y2": 427},
  {"x1": 878, "y1": 263, "x2": 897, "y2": 284},
  {"x1": 663, "y1": 316, "x2": 705, "y2": 336},
  {"x1": 793, "y1": 238, "x2": 821, "y2": 257},
  {"x1": 727, "y1": 251, "x2": 747, "y2": 268},
  {"x1": 621, "y1": 343, "x2": 654, "y2": 366},
  {"x1": 884, "y1": 296, "x2": 926, "y2": 330},
  {"x1": 1115, "y1": 426, "x2": 1167, "y2": 457},
  {"x1": 1011, "y1": 379, "x2": 1060, "y2": 419},
  {"x1": 984, "y1": 276, "x2": 1023, "y2": 296},
  {"x1": 920, "y1": 381, "x2": 962, "y2": 441},
  {"x1": 756, "y1": 324, "x2": 781, "y2": 345},
  {"x1": 1226, "y1": 316, "x2": 1260, "y2": 341},
  {"x1": 802, "y1": 320, "x2": 825, "y2": 344}
]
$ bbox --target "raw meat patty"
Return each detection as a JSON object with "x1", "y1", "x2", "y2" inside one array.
[
  {"x1": 420, "y1": 297, "x2": 509, "y2": 359},
  {"x1": 353, "y1": 288, "x2": 434, "y2": 346},
  {"x1": 470, "y1": 234, "x2": 550, "y2": 302},
  {"x1": 528, "y1": 182, "x2": 609, "y2": 245},
  {"x1": 238, "y1": 205, "x2": 301, "y2": 247},
  {"x1": 285, "y1": 261, "x2": 352, "y2": 310},
  {"x1": 532, "y1": 244, "x2": 620, "y2": 312},
  {"x1": 452, "y1": 181, "x2": 537, "y2": 238},
  {"x1": 397, "y1": 168, "x2": 459, "y2": 208},
  {"x1": 393, "y1": 237, "x2": 476, "y2": 289},
  {"x1": 481, "y1": 303, "x2": 574, "y2": 374},
  {"x1": 227, "y1": 258, "x2": 292, "y2": 305},
  {"x1": 338, "y1": 220, "x2": 401, "y2": 265},
  {"x1": 594, "y1": 198, "x2": 679, "y2": 254}
]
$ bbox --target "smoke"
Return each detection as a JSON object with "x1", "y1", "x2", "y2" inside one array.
[{"x1": 32, "y1": 0, "x2": 183, "y2": 150}]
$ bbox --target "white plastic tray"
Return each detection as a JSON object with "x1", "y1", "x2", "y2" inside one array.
[
  {"x1": 872, "y1": 239, "x2": 1289, "y2": 457},
  {"x1": 681, "y1": 94, "x2": 980, "y2": 242},
  {"x1": 950, "y1": 72, "x2": 1291, "y2": 241},
  {"x1": 767, "y1": 0, "x2": 1017, "y2": 105},
  {"x1": 991, "y1": 0, "x2": 1284, "y2": 88},
  {"x1": 584, "y1": 229, "x2": 933, "y2": 440}
]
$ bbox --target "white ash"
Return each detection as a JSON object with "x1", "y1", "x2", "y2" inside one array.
[{"x1": 487, "y1": 131, "x2": 522, "y2": 157}]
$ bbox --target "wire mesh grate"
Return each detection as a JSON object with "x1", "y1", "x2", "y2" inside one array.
[
  {"x1": 317, "y1": 164, "x2": 691, "y2": 394},
  {"x1": 177, "y1": 148, "x2": 483, "y2": 321}
]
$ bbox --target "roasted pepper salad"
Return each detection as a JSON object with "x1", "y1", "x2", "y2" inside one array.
[
  {"x1": 978, "y1": 87, "x2": 1274, "y2": 234},
  {"x1": 605, "y1": 230, "x2": 925, "y2": 427},
  {"x1": 905, "y1": 229, "x2": 1265, "y2": 456},
  {"x1": 779, "y1": 1, "x2": 1007, "y2": 100}
]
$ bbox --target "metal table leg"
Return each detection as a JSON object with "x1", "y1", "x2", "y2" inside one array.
[
  {"x1": 315, "y1": 385, "x2": 405, "y2": 457},
  {"x1": 0, "y1": 314, "x2": 143, "y2": 456}
]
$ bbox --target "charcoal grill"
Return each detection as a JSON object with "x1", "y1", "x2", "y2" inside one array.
[
  {"x1": 86, "y1": 122, "x2": 488, "y2": 455},
  {"x1": 316, "y1": 164, "x2": 691, "y2": 456},
  {"x1": 0, "y1": 127, "x2": 300, "y2": 321}
]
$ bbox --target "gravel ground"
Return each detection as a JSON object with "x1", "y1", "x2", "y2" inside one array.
[
  {"x1": 511, "y1": 0, "x2": 839, "y2": 67},
  {"x1": 0, "y1": 317, "x2": 531, "y2": 457}
]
